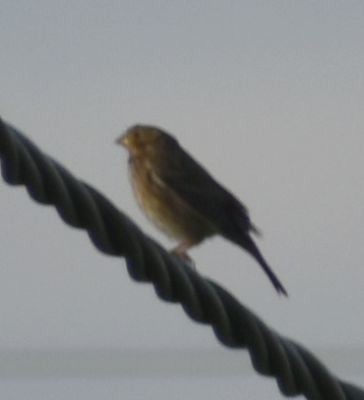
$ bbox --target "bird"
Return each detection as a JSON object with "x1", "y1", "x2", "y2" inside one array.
[{"x1": 116, "y1": 124, "x2": 287, "y2": 296}]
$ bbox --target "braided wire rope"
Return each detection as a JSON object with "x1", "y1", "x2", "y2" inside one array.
[{"x1": 0, "y1": 118, "x2": 363, "y2": 400}]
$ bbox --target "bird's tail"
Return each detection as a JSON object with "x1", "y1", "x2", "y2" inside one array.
[{"x1": 238, "y1": 235, "x2": 288, "y2": 296}]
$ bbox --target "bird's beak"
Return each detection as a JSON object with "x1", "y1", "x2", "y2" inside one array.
[{"x1": 115, "y1": 133, "x2": 128, "y2": 147}]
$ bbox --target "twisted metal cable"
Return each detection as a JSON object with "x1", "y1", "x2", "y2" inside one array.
[{"x1": 0, "y1": 117, "x2": 363, "y2": 400}]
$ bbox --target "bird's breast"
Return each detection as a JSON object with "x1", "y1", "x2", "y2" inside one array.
[{"x1": 128, "y1": 158, "x2": 215, "y2": 242}]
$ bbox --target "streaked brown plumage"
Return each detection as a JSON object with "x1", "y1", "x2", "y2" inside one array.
[{"x1": 116, "y1": 125, "x2": 287, "y2": 296}]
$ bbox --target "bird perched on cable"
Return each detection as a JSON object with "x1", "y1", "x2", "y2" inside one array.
[{"x1": 116, "y1": 125, "x2": 287, "y2": 296}]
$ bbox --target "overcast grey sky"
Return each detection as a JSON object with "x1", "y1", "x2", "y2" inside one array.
[{"x1": 0, "y1": 0, "x2": 363, "y2": 386}]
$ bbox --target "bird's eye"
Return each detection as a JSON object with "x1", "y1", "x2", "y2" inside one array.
[{"x1": 132, "y1": 131, "x2": 142, "y2": 143}]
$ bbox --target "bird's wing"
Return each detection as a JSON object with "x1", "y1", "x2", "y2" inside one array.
[{"x1": 154, "y1": 144, "x2": 253, "y2": 239}]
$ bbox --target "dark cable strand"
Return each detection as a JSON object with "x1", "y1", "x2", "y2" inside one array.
[{"x1": 0, "y1": 117, "x2": 363, "y2": 400}]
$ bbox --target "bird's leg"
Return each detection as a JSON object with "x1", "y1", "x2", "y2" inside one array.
[{"x1": 171, "y1": 241, "x2": 196, "y2": 269}]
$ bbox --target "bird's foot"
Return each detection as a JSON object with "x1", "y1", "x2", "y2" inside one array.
[{"x1": 170, "y1": 248, "x2": 196, "y2": 270}]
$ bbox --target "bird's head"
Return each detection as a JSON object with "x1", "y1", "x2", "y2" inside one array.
[{"x1": 116, "y1": 125, "x2": 177, "y2": 156}]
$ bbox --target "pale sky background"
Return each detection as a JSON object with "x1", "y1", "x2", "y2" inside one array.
[{"x1": 0, "y1": 1, "x2": 364, "y2": 398}]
